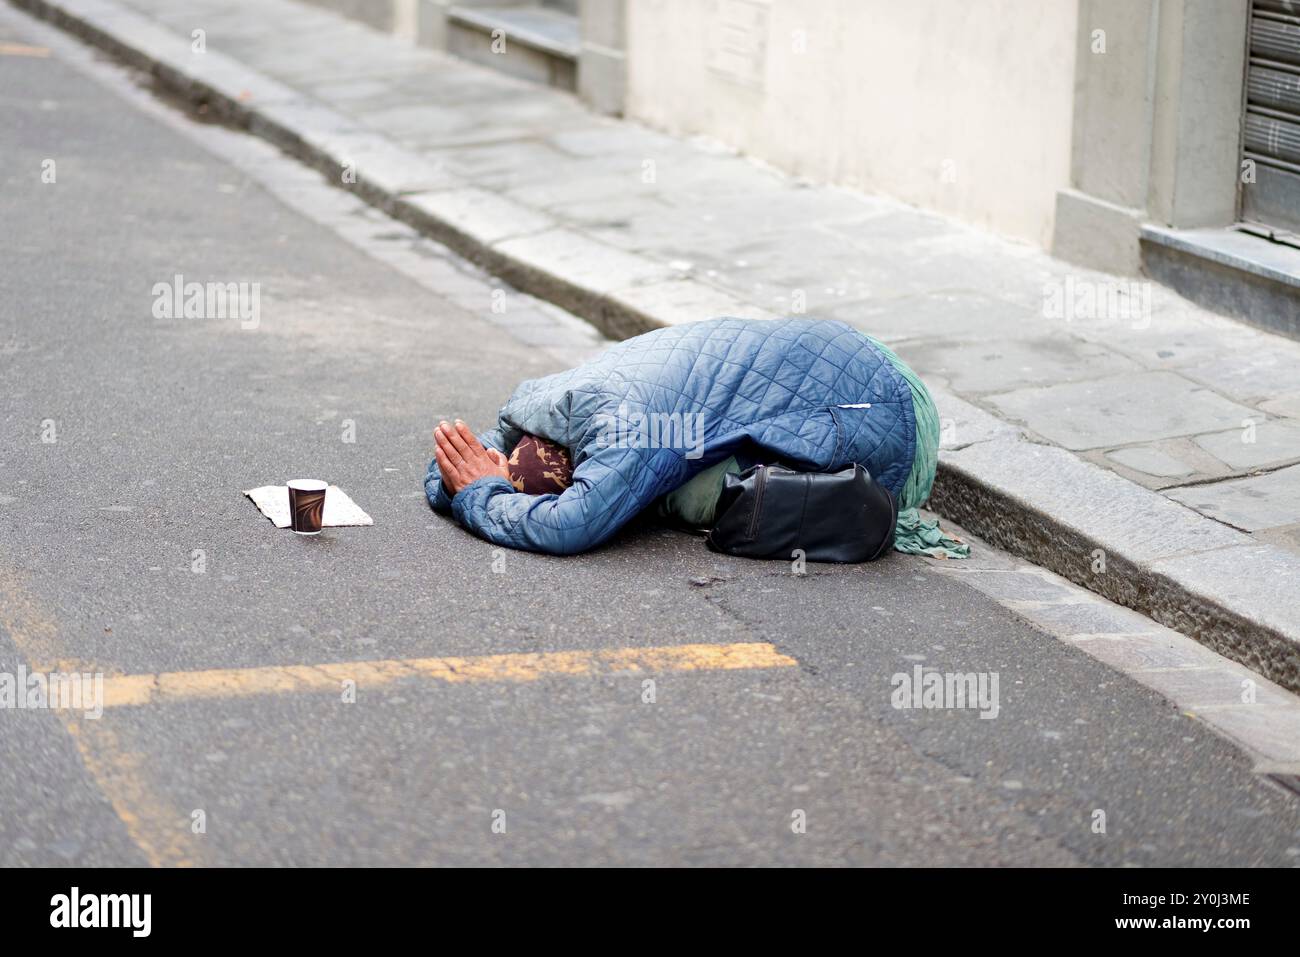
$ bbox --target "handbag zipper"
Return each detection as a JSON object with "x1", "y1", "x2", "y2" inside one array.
[{"x1": 747, "y1": 465, "x2": 767, "y2": 540}]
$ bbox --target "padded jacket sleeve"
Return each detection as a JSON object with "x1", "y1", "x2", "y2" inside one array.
[
  {"x1": 424, "y1": 428, "x2": 510, "y2": 515},
  {"x1": 448, "y1": 441, "x2": 688, "y2": 555}
]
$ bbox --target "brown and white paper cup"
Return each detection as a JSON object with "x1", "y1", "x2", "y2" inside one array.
[{"x1": 287, "y1": 479, "x2": 327, "y2": 535}]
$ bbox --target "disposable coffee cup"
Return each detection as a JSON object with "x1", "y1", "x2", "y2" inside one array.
[{"x1": 287, "y1": 479, "x2": 327, "y2": 535}]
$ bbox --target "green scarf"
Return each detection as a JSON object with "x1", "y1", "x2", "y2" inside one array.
[{"x1": 865, "y1": 337, "x2": 968, "y2": 559}]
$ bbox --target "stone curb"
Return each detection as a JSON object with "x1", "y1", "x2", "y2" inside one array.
[{"x1": 17, "y1": 0, "x2": 1300, "y2": 693}]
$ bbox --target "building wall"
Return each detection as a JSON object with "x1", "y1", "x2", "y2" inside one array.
[
  {"x1": 295, "y1": 0, "x2": 395, "y2": 33},
  {"x1": 1054, "y1": 0, "x2": 1248, "y2": 273},
  {"x1": 623, "y1": 0, "x2": 1080, "y2": 247}
]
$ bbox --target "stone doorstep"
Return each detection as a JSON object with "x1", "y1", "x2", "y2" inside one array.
[
  {"x1": 1140, "y1": 225, "x2": 1300, "y2": 342},
  {"x1": 19, "y1": 0, "x2": 1300, "y2": 695},
  {"x1": 446, "y1": 4, "x2": 580, "y2": 62},
  {"x1": 445, "y1": 5, "x2": 578, "y2": 93}
]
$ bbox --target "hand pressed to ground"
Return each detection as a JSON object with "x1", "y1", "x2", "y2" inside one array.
[{"x1": 435, "y1": 419, "x2": 509, "y2": 495}]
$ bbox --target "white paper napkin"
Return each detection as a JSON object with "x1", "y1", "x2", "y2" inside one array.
[{"x1": 243, "y1": 485, "x2": 373, "y2": 528}]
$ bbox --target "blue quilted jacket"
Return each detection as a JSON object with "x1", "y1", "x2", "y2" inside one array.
[{"x1": 425, "y1": 317, "x2": 917, "y2": 555}]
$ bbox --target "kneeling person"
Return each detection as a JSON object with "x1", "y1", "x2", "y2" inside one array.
[{"x1": 426, "y1": 317, "x2": 962, "y2": 557}]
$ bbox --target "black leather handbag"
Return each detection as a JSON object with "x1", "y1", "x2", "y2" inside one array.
[{"x1": 705, "y1": 464, "x2": 897, "y2": 563}]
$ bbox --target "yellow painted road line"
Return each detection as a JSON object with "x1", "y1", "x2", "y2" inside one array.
[
  {"x1": 62, "y1": 716, "x2": 199, "y2": 867},
  {"x1": 1, "y1": 558, "x2": 795, "y2": 867},
  {"x1": 0, "y1": 42, "x2": 51, "y2": 56},
  {"x1": 0, "y1": 566, "x2": 64, "y2": 674},
  {"x1": 0, "y1": 565, "x2": 204, "y2": 867},
  {"x1": 98, "y1": 642, "x2": 799, "y2": 708}
]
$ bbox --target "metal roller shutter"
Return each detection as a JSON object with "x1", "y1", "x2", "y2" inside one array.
[{"x1": 1243, "y1": 0, "x2": 1300, "y2": 235}]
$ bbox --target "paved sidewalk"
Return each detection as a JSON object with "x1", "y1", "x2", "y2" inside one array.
[{"x1": 16, "y1": 0, "x2": 1300, "y2": 692}]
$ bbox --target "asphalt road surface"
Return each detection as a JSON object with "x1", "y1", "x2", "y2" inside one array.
[{"x1": 2, "y1": 7, "x2": 1298, "y2": 866}]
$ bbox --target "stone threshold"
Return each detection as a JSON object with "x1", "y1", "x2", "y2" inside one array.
[
  {"x1": 1141, "y1": 224, "x2": 1300, "y2": 341},
  {"x1": 446, "y1": 4, "x2": 580, "y2": 62}
]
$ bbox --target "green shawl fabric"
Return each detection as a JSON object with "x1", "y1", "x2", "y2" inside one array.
[{"x1": 864, "y1": 337, "x2": 968, "y2": 559}]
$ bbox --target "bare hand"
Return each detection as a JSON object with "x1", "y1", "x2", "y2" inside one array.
[{"x1": 434, "y1": 420, "x2": 509, "y2": 495}]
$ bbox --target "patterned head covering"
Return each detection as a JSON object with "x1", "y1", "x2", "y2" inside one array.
[{"x1": 508, "y1": 434, "x2": 574, "y2": 495}]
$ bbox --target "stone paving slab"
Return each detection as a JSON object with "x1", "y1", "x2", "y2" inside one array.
[
  {"x1": 1105, "y1": 445, "x2": 1197, "y2": 479},
  {"x1": 405, "y1": 187, "x2": 556, "y2": 245},
  {"x1": 1180, "y1": 348, "x2": 1300, "y2": 406},
  {"x1": 16, "y1": 0, "x2": 1300, "y2": 694},
  {"x1": 496, "y1": 228, "x2": 675, "y2": 293},
  {"x1": 1197, "y1": 706, "x2": 1300, "y2": 766},
  {"x1": 1164, "y1": 465, "x2": 1300, "y2": 532},
  {"x1": 823, "y1": 291, "x2": 1038, "y2": 346},
  {"x1": 988, "y1": 372, "x2": 1259, "y2": 451},
  {"x1": 1193, "y1": 420, "x2": 1300, "y2": 471},
  {"x1": 1072, "y1": 635, "x2": 1228, "y2": 672},
  {"x1": 1137, "y1": 666, "x2": 1297, "y2": 710},
  {"x1": 1262, "y1": 392, "x2": 1300, "y2": 417},
  {"x1": 899, "y1": 336, "x2": 1144, "y2": 394}
]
